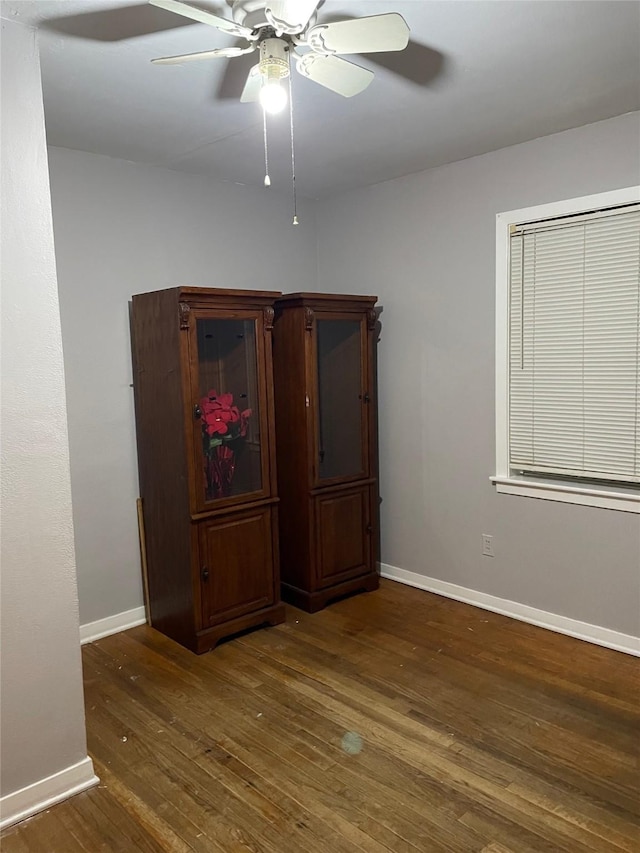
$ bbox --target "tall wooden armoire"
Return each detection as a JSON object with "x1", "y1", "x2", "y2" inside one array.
[
  {"x1": 131, "y1": 287, "x2": 285, "y2": 653},
  {"x1": 272, "y1": 293, "x2": 380, "y2": 612}
]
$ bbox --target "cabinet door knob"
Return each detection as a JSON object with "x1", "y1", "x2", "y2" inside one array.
[
  {"x1": 363, "y1": 392, "x2": 370, "y2": 404},
  {"x1": 201, "y1": 567, "x2": 209, "y2": 582},
  {"x1": 194, "y1": 404, "x2": 202, "y2": 420},
  {"x1": 366, "y1": 524, "x2": 373, "y2": 534}
]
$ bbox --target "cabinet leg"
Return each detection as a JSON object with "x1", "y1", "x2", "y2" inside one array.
[
  {"x1": 282, "y1": 572, "x2": 379, "y2": 613},
  {"x1": 195, "y1": 602, "x2": 286, "y2": 653},
  {"x1": 267, "y1": 604, "x2": 286, "y2": 626}
]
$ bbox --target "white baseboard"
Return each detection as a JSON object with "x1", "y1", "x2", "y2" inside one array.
[
  {"x1": 0, "y1": 756, "x2": 99, "y2": 830},
  {"x1": 380, "y1": 563, "x2": 640, "y2": 657},
  {"x1": 80, "y1": 605, "x2": 147, "y2": 645}
]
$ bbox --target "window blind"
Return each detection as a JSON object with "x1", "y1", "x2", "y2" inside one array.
[{"x1": 509, "y1": 204, "x2": 640, "y2": 484}]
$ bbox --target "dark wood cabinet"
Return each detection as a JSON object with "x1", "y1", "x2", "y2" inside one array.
[
  {"x1": 131, "y1": 287, "x2": 285, "y2": 653},
  {"x1": 272, "y1": 293, "x2": 380, "y2": 612}
]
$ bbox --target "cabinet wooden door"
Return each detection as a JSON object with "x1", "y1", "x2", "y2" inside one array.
[
  {"x1": 198, "y1": 505, "x2": 275, "y2": 628},
  {"x1": 314, "y1": 485, "x2": 371, "y2": 588}
]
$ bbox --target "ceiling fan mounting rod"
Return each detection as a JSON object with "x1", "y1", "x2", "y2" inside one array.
[{"x1": 229, "y1": 0, "x2": 319, "y2": 35}]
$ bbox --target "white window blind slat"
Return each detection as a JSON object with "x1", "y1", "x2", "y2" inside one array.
[
  {"x1": 509, "y1": 206, "x2": 640, "y2": 484},
  {"x1": 514, "y1": 203, "x2": 640, "y2": 234}
]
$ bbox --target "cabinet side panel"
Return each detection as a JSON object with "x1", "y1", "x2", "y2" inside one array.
[
  {"x1": 131, "y1": 289, "x2": 194, "y2": 645},
  {"x1": 272, "y1": 307, "x2": 311, "y2": 589},
  {"x1": 368, "y1": 315, "x2": 381, "y2": 573}
]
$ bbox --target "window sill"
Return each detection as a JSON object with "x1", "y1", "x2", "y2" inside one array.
[{"x1": 491, "y1": 476, "x2": 639, "y2": 513}]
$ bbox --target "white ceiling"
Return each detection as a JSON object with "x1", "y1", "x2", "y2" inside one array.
[{"x1": 4, "y1": 0, "x2": 639, "y2": 198}]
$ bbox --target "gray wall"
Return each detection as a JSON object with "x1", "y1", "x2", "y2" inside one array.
[
  {"x1": 316, "y1": 112, "x2": 640, "y2": 637},
  {"x1": 1, "y1": 20, "x2": 92, "y2": 801},
  {"x1": 49, "y1": 114, "x2": 639, "y2": 639},
  {"x1": 48, "y1": 147, "x2": 317, "y2": 626}
]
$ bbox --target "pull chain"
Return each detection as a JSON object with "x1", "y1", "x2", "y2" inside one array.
[
  {"x1": 263, "y1": 108, "x2": 271, "y2": 187},
  {"x1": 287, "y1": 64, "x2": 299, "y2": 225}
]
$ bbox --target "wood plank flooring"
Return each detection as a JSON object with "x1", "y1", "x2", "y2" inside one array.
[{"x1": 3, "y1": 579, "x2": 639, "y2": 852}]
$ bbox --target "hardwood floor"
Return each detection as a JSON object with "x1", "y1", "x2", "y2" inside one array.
[{"x1": 3, "y1": 579, "x2": 639, "y2": 852}]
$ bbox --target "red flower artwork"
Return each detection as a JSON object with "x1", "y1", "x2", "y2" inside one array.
[{"x1": 200, "y1": 390, "x2": 251, "y2": 499}]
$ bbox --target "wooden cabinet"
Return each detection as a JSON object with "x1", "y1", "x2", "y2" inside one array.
[
  {"x1": 272, "y1": 293, "x2": 380, "y2": 612},
  {"x1": 131, "y1": 287, "x2": 285, "y2": 653}
]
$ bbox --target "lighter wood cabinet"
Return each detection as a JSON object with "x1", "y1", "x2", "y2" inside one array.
[
  {"x1": 272, "y1": 293, "x2": 380, "y2": 612},
  {"x1": 131, "y1": 287, "x2": 284, "y2": 653}
]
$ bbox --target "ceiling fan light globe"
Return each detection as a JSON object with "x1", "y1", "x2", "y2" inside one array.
[{"x1": 259, "y1": 80, "x2": 287, "y2": 114}]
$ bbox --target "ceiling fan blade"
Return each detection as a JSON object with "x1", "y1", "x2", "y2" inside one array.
[
  {"x1": 240, "y1": 64, "x2": 262, "y2": 103},
  {"x1": 306, "y1": 13, "x2": 410, "y2": 55},
  {"x1": 148, "y1": 0, "x2": 254, "y2": 39},
  {"x1": 265, "y1": 0, "x2": 319, "y2": 35},
  {"x1": 296, "y1": 53, "x2": 373, "y2": 97},
  {"x1": 151, "y1": 44, "x2": 256, "y2": 64}
]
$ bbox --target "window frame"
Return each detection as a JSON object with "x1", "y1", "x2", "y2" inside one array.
[{"x1": 493, "y1": 186, "x2": 640, "y2": 514}]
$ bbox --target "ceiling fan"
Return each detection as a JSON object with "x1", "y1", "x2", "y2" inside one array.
[{"x1": 149, "y1": 0, "x2": 410, "y2": 112}]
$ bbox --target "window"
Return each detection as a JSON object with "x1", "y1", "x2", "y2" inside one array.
[{"x1": 493, "y1": 187, "x2": 640, "y2": 513}]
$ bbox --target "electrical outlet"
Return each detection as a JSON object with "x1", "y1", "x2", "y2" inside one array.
[{"x1": 482, "y1": 534, "x2": 494, "y2": 557}]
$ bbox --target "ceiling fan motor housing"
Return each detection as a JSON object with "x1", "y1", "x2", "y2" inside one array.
[{"x1": 259, "y1": 38, "x2": 290, "y2": 81}]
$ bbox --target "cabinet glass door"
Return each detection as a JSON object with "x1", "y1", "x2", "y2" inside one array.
[
  {"x1": 316, "y1": 317, "x2": 366, "y2": 482},
  {"x1": 194, "y1": 316, "x2": 264, "y2": 505}
]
